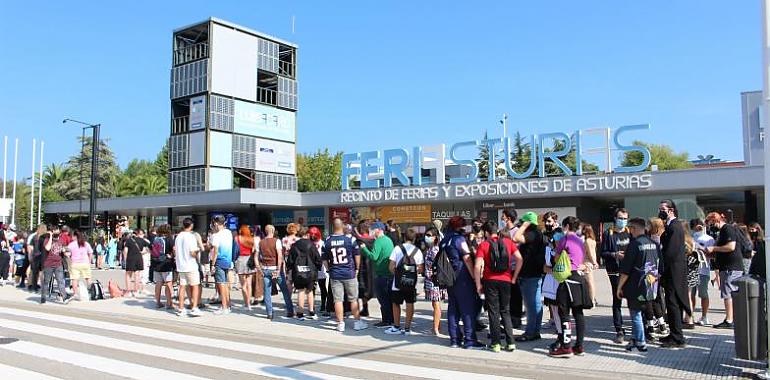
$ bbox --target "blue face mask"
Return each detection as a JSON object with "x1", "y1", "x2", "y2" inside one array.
[
  {"x1": 615, "y1": 219, "x2": 627, "y2": 230},
  {"x1": 424, "y1": 236, "x2": 434, "y2": 246},
  {"x1": 553, "y1": 232, "x2": 565, "y2": 242}
]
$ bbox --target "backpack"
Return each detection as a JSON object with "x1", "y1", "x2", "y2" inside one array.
[
  {"x1": 151, "y1": 236, "x2": 166, "y2": 261},
  {"x1": 291, "y1": 240, "x2": 317, "y2": 289},
  {"x1": 488, "y1": 238, "x2": 510, "y2": 273},
  {"x1": 734, "y1": 225, "x2": 754, "y2": 259},
  {"x1": 553, "y1": 251, "x2": 572, "y2": 283},
  {"x1": 432, "y1": 238, "x2": 456, "y2": 289},
  {"x1": 396, "y1": 245, "x2": 419, "y2": 290},
  {"x1": 89, "y1": 280, "x2": 105, "y2": 301}
]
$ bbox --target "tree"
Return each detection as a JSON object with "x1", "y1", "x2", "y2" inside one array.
[
  {"x1": 154, "y1": 141, "x2": 168, "y2": 176},
  {"x1": 132, "y1": 175, "x2": 167, "y2": 196},
  {"x1": 296, "y1": 149, "x2": 343, "y2": 192},
  {"x1": 621, "y1": 140, "x2": 692, "y2": 171},
  {"x1": 59, "y1": 136, "x2": 121, "y2": 200}
]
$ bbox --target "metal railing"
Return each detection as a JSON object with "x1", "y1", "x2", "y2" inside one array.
[
  {"x1": 171, "y1": 116, "x2": 189, "y2": 134},
  {"x1": 257, "y1": 87, "x2": 277, "y2": 106},
  {"x1": 278, "y1": 61, "x2": 295, "y2": 78},
  {"x1": 174, "y1": 43, "x2": 208, "y2": 66}
]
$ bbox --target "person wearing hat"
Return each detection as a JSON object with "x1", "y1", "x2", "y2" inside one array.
[
  {"x1": 359, "y1": 221, "x2": 395, "y2": 328},
  {"x1": 513, "y1": 211, "x2": 546, "y2": 341}
]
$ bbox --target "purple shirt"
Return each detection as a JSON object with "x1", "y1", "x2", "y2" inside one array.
[{"x1": 555, "y1": 233, "x2": 585, "y2": 271}]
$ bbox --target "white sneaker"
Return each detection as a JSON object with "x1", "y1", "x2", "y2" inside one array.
[
  {"x1": 223, "y1": 308, "x2": 231, "y2": 315},
  {"x1": 697, "y1": 317, "x2": 710, "y2": 326},
  {"x1": 384, "y1": 326, "x2": 401, "y2": 335},
  {"x1": 213, "y1": 308, "x2": 225, "y2": 315},
  {"x1": 189, "y1": 308, "x2": 202, "y2": 317},
  {"x1": 401, "y1": 328, "x2": 412, "y2": 336},
  {"x1": 336, "y1": 322, "x2": 346, "y2": 332},
  {"x1": 177, "y1": 308, "x2": 188, "y2": 317},
  {"x1": 354, "y1": 320, "x2": 369, "y2": 331}
]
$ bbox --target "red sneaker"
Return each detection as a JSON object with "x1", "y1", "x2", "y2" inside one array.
[
  {"x1": 572, "y1": 345, "x2": 585, "y2": 356},
  {"x1": 548, "y1": 345, "x2": 573, "y2": 358}
]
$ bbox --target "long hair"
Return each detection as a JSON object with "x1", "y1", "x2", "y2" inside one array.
[
  {"x1": 681, "y1": 221, "x2": 694, "y2": 254},
  {"x1": 751, "y1": 222, "x2": 765, "y2": 242},
  {"x1": 74, "y1": 230, "x2": 87, "y2": 248},
  {"x1": 238, "y1": 225, "x2": 254, "y2": 249},
  {"x1": 648, "y1": 218, "x2": 665, "y2": 237},
  {"x1": 581, "y1": 223, "x2": 596, "y2": 241}
]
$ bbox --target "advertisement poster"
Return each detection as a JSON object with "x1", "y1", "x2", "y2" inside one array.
[
  {"x1": 189, "y1": 96, "x2": 206, "y2": 130},
  {"x1": 377, "y1": 204, "x2": 432, "y2": 224},
  {"x1": 293, "y1": 210, "x2": 308, "y2": 227},
  {"x1": 254, "y1": 138, "x2": 296, "y2": 175},
  {"x1": 234, "y1": 100, "x2": 296, "y2": 142},
  {"x1": 307, "y1": 208, "x2": 325, "y2": 226}
]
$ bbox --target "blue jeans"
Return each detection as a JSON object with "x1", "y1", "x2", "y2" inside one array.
[
  {"x1": 447, "y1": 268, "x2": 478, "y2": 347},
  {"x1": 374, "y1": 276, "x2": 394, "y2": 324},
  {"x1": 630, "y1": 308, "x2": 645, "y2": 346},
  {"x1": 519, "y1": 276, "x2": 543, "y2": 336},
  {"x1": 262, "y1": 268, "x2": 295, "y2": 316}
]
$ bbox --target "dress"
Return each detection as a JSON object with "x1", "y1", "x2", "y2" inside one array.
[
  {"x1": 423, "y1": 245, "x2": 447, "y2": 301},
  {"x1": 124, "y1": 236, "x2": 146, "y2": 272}
]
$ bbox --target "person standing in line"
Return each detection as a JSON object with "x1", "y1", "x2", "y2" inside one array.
[
  {"x1": 690, "y1": 218, "x2": 715, "y2": 326},
  {"x1": 681, "y1": 222, "x2": 699, "y2": 329},
  {"x1": 260, "y1": 224, "x2": 295, "y2": 319},
  {"x1": 106, "y1": 234, "x2": 118, "y2": 269},
  {"x1": 354, "y1": 221, "x2": 374, "y2": 317},
  {"x1": 288, "y1": 227, "x2": 323, "y2": 320},
  {"x1": 40, "y1": 226, "x2": 72, "y2": 304},
  {"x1": 151, "y1": 225, "x2": 175, "y2": 309},
  {"x1": 210, "y1": 215, "x2": 234, "y2": 315},
  {"x1": 0, "y1": 231, "x2": 10, "y2": 285},
  {"x1": 423, "y1": 226, "x2": 447, "y2": 336},
  {"x1": 66, "y1": 230, "x2": 94, "y2": 301},
  {"x1": 499, "y1": 209, "x2": 523, "y2": 329},
  {"x1": 282, "y1": 223, "x2": 300, "y2": 299},
  {"x1": 386, "y1": 220, "x2": 402, "y2": 246},
  {"x1": 705, "y1": 212, "x2": 744, "y2": 330},
  {"x1": 513, "y1": 211, "x2": 545, "y2": 342},
  {"x1": 326, "y1": 218, "x2": 368, "y2": 332},
  {"x1": 123, "y1": 229, "x2": 149, "y2": 297},
  {"x1": 600, "y1": 208, "x2": 631, "y2": 344},
  {"x1": 13, "y1": 233, "x2": 27, "y2": 287},
  {"x1": 385, "y1": 228, "x2": 425, "y2": 336},
  {"x1": 175, "y1": 218, "x2": 202, "y2": 317},
  {"x1": 315, "y1": 228, "x2": 330, "y2": 317},
  {"x1": 617, "y1": 217, "x2": 661, "y2": 352},
  {"x1": 658, "y1": 200, "x2": 691, "y2": 348},
  {"x1": 581, "y1": 224, "x2": 599, "y2": 307},
  {"x1": 234, "y1": 225, "x2": 257, "y2": 310},
  {"x1": 475, "y1": 221, "x2": 522, "y2": 352},
  {"x1": 360, "y1": 221, "x2": 396, "y2": 328},
  {"x1": 27, "y1": 224, "x2": 47, "y2": 292}
]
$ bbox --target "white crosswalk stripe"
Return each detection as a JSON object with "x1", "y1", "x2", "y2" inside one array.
[
  {"x1": 0, "y1": 363, "x2": 62, "y2": 380},
  {"x1": 0, "y1": 306, "x2": 526, "y2": 380}
]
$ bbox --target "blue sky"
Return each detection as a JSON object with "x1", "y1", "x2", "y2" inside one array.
[{"x1": 0, "y1": 1, "x2": 762, "y2": 177}]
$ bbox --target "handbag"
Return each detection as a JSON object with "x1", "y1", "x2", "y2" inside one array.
[
  {"x1": 271, "y1": 277, "x2": 279, "y2": 296},
  {"x1": 247, "y1": 252, "x2": 256, "y2": 270}
]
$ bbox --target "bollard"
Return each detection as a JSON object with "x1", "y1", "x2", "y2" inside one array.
[{"x1": 734, "y1": 276, "x2": 762, "y2": 360}]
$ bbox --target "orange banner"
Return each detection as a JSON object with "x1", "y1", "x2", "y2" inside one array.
[{"x1": 377, "y1": 204, "x2": 432, "y2": 224}]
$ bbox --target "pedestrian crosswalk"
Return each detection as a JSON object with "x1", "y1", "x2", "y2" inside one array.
[{"x1": 0, "y1": 305, "x2": 526, "y2": 380}]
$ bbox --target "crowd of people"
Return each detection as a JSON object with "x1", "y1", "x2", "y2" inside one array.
[{"x1": 0, "y1": 198, "x2": 766, "y2": 357}]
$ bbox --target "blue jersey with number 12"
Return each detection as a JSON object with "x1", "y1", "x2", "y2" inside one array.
[{"x1": 323, "y1": 234, "x2": 358, "y2": 280}]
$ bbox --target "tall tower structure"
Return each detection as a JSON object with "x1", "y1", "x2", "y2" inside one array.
[{"x1": 168, "y1": 18, "x2": 298, "y2": 193}]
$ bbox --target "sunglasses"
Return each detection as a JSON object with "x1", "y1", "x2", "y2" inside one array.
[{"x1": 425, "y1": 234, "x2": 434, "y2": 237}]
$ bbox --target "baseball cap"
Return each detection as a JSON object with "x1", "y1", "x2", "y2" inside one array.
[{"x1": 370, "y1": 222, "x2": 386, "y2": 231}]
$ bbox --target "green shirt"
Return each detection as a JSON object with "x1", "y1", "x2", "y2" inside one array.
[{"x1": 361, "y1": 235, "x2": 395, "y2": 277}]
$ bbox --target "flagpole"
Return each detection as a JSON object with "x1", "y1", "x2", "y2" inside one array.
[
  {"x1": 10, "y1": 139, "x2": 18, "y2": 226},
  {"x1": 37, "y1": 141, "x2": 44, "y2": 225},
  {"x1": 29, "y1": 139, "x2": 35, "y2": 230}
]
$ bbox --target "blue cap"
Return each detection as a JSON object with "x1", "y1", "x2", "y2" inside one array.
[{"x1": 370, "y1": 222, "x2": 386, "y2": 231}]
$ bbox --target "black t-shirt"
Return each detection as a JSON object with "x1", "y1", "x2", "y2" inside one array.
[
  {"x1": 518, "y1": 228, "x2": 545, "y2": 278},
  {"x1": 619, "y1": 235, "x2": 660, "y2": 309},
  {"x1": 715, "y1": 224, "x2": 744, "y2": 271},
  {"x1": 126, "y1": 236, "x2": 148, "y2": 258},
  {"x1": 750, "y1": 241, "x2": 766, "y2": 279},
  {"x1": 37, "y1": 235, "x2": 49, "y2": 258}
]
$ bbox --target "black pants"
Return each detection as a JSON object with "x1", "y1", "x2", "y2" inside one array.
[
  {"x1": 29, "y1": 255, "x2": 42, "y2": 289},
  {"x1": 609, "y1": 274, "x2": 625, "y2": 334},
  {"x1": 485, "y1": 280, "x2": 514, "y2": 346},
  {"x1": 642, "y1": 286, "x2": 666, "y2": 321},
  {"x1": 663, "y1": 279, "x2": 685, "y2": 344},
  {"x1": 0, "y1": 251, "x2": 9, "y2": 280},
  {"x1": 557, "y1": 304, "x2": 586, "y2": 347},
  {"x1": 510, "y1": 282, "x2": 523, "y2": 320},
  {"x1": 318, "y1": 278, "x2": 329, "y2": 312},
  {"x1": 16, "y1": 257, "x2": 28, "y2": 286}
]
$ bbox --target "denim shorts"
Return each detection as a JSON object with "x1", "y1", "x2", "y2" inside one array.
[
  {"x1": 214, "y1": 267, "x2": 231, "y2": 284},
  {"x1": 719, "y1": 270, "x2": 743, "y2": 299}
]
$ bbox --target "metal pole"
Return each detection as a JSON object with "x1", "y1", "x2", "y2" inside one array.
[
  {"x1": 11, "y1": 138, "x2": 18, "y2": 226},
  {"x1": 761, "y1": 0, "x2": 770, "y2": 377},
  {"x1": 502, "y1": 113, "x2": 507, "y2": 139},
  {"x1": 37, "y1": 141, "x2": 44, "y2": 225},
  {"x1": 29, "y1": 139, "x2": 35, "y2": 230},
  {"x1": 2, "y1": 136, "x2": 6, "y2": 225},
  {"x1": 89, "y1": 125, "x2": 100, "y2": 233}
]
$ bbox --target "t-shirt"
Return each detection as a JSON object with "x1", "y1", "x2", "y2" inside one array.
[
  {"x1": 211, "y1": 229, "x2": 234, "y2": 269},
  {"x1": 323, "y1": 234, "x2": 359, "y2": 280},
  {"x1": 476, "y1": 236, "x2": 518, "y2": 282},
  {"x1": 555, "y1": 233, "x2": 585, "y2": 271},
  {"x1": 518, "y1": 228, "x2": 545, "y2": 278},
  {"x1": 440, "y1": 232, "x2": 471, "y2": 273},
  {"x1": 619, "y1": 235, "x2": 660, "y2": 309},
  {"x1": 43, "y1": 241, "x2": 64, "y2": 268},
  {"x1": 67, "y1": 241, "x2": 93, "y2": 265},
  {"x1": 125, "y1": 236, "x2": 148, "y2": 260},
  {"x1": 175, "y1": 231, "x2": 200, "y2": 273},
  {"x1": 715, "y1": 224, "x2": 744, "y2": 271},
  {"x1": 390, "y1": 243, "x2": 425, "y2": 290}
]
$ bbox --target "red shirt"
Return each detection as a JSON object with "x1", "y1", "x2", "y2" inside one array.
[{"x1": 477, "y1": 236, "x2": 518, "y2": 282}]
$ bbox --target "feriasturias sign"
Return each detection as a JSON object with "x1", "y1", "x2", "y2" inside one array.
[{"x1": 339, "y1": 125, "x2": 653, "y2": 204}]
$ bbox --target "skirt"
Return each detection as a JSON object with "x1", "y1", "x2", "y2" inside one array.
[
  {"x1": 234, "y1": 256, "x2": 256, "y2": 275},
  {"x1": 125, "y1": 252, "x2": 143, "y2": 272}
]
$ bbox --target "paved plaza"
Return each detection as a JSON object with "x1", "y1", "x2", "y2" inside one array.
[{"x1": 0, "y1": 269, "x2": 763, "y2": 379}]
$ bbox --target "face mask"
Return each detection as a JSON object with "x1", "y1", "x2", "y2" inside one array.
[
  {"x1": 424, "y1": 236, "x2": 434, "y2": 246},
  {"x1": 615, "y1": 219, "x2": 627, "y2": 230},
  {"x1": 750, "y1": 231, "x2": 759, "y2": 240},
  {"x1": 545, "y1": 224, "x2": 554, "y2": 232},
  {"x1": 708, "y1": 225, "x2": 719, "y2": 234},
  {"x1": 658, "y1": 210, "x2": 669, "y2": 220}
]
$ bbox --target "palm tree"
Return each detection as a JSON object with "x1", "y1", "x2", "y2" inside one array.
[{"x1": 132, "y1": 175, "x2": 167, "y2": 196}]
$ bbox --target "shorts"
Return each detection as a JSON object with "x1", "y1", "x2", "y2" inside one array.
[
  {"x1": 696, "y1": 274, "x2": 710, "y2": 299},
  {"x1": 391, "y1": 288, "x2": 417, "y2": 304},
  {"x1": 331, "y1": 278, "x2": 358, "y2": 303},
  {"x1": 178, "y1": 271, "x2": 200, "y2": 286},
  {"x1": 69, "y1": 263, "x2": 92, "y2": 280},
  {"x1": 234, "y1": 256, "x2": 256, "y2": 275},
  {"x1": 153, "y1": 271, "x2": 173, "y2": 283},
  {"x1": 719, "y1": 270, "x2": 743, "y2": 299},
  {"x1": 215, "y1": 267, "x2": 231, "y2": 284}
]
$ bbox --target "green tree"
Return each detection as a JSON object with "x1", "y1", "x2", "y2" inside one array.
[
  {"x1": 509, "y1": 131, "x2": 534, "y2": 174},
  {"x1": 154, "y1": 141, "x2": 168, "y2": 176},
  {"x1": 621, "y1": 140, "x2": 692, "y2": 171},
  {"x1": 542, "y1": 133, "x2": 600, "y2": 176},
  {"x1": 59, "y1": 136, "x2": 121, "y2": 200},
  {"x1": 132, "y1": 174, "x2": 167, "y2": 196},
  {"x1": 297, "y1": 149, "x2": 343, "y2": 192}
]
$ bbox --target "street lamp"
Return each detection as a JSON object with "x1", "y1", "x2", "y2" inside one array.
[
  {"x1": 499, "y1": 113, "x2": 508, "y2": 139},
  {"x1": 63, "y1": 118, "x2": 100, "y2": 234}
]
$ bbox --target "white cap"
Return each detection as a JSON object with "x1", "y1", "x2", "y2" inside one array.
[{"x1": 8, "y1": 224, "x2": 16, "y2": 231}]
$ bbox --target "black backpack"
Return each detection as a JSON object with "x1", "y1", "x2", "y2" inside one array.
[
  {"x1": 488, "y1": 238, "x2": 510, "y2": 273},
  {"x1": 432, "y1": 237, "x2": 457, "y2": 289},
  {"x1": 395, "y1": 245, "x2": 419, "y2": 290},
  {"x1": 291, "y1": 240, "x2": 317, "y2": 289},
  {"x1": 89, "y1": 280, "x2": 105, "y2": 301},
  {"x1": 734, "y1": 225, "x2": 754, "y2": 259}
]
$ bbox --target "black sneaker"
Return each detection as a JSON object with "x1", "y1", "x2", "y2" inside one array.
[
  {"x1": 360, "y1": 309, "x2": 370, "y2": 317},
  {"x1": 515, "y1": 334, "x2": 542, "y2": 342},
  {"x1": 374, "y1": 321, "x2": 391, "y2": 328},
  {"x1": 40, "y1": 297, "x2": 46, "y2": 304},
  {"x1": 713, "y1": 320, "x2": 734, "y2": 329},
  {"x1": 660, "y1": 339, "x2": 686, "y2": 349}
]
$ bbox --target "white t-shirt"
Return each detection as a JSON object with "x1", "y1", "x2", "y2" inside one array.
[
  {"x1": 390, "y1": 242, "x2": 425, "y2": 291},
  {"x1": 175, "y1": 231, "x2": 200, "y2": 273}
]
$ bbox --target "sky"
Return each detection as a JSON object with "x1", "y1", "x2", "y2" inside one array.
[{"x1": 0, "y1": 1, "x2": 762, "y2": 179}]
